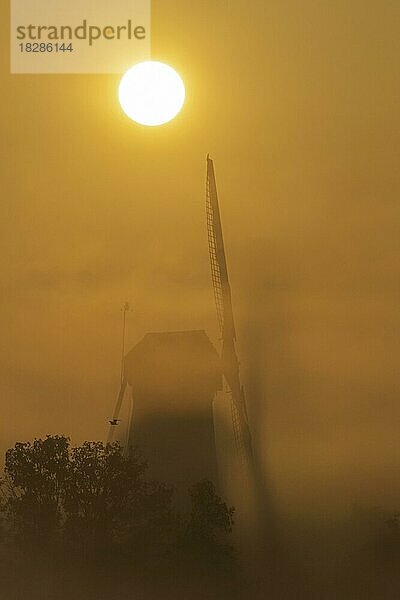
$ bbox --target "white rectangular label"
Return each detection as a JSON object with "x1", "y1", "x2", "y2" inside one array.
[{"x1": 11, "y1": 0, "x2": 151, "y2": 74}]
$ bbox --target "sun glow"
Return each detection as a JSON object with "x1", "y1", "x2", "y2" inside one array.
[{"x1": 118, "y1": 61, "x2": 186, "y2": 127}]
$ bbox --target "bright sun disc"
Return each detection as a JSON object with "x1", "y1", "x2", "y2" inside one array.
[{"x1": 118, "y1": 61, "x2": 185, "y2": 126}]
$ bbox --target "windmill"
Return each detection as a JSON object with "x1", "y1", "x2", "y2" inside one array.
[{"x1": 107, "y1": 157, "x2": 256, "y2": 483}]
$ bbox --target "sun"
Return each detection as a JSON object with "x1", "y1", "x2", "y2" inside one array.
[{"x1": 118, "y1": 61, "x2": 186, "y2": 127}]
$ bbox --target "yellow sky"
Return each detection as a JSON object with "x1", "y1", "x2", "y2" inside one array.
[{"x1": 1, "y1": 0, "x2": 400, "y2": 517}]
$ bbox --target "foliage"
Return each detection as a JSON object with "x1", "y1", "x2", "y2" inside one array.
[
  {"x1": 183, "y1": 479, "x2": 235, "y2": 572},
  {"x1": 0, "y1": 436, "x2": 236, "y2": 585},
  {"x1": 1, "y1": 437, "x2": 174, "y2": 558},
  {"x1": 4, "y1": 435, "x2": 69, "y2": 543},
  {"x1": 63, "y1": 440, "x2": 173, "y2": 560}
]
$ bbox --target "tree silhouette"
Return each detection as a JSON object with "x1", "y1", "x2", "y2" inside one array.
[
  {"x1": 4, "y1": 435, "x2": 69, "y2": 547},
  {"x1": 0, "y1": 436, "x2": 237, "y2": 596},
  {"x1": 2, "y1": 436, "x2": 174, "y2": 564},
  {"x1": 183, "y1": 479, "x2": 235, "y2": 573},
  {"x1": 64, "y1": 440, "x2": 173, "y2": 564}
]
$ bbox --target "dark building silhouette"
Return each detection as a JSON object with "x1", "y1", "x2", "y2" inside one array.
[{"x1": 124, "y1": 330, "x2": 222, "y2": 494}]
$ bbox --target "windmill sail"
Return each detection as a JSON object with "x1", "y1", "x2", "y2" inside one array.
[{"x1": 206, "y1": 155, "x2": 254, "y2": 466}]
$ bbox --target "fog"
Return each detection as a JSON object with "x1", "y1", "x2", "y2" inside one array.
[{"x1": 1, "y1": 1, "x2": 400, "y2": 595}]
